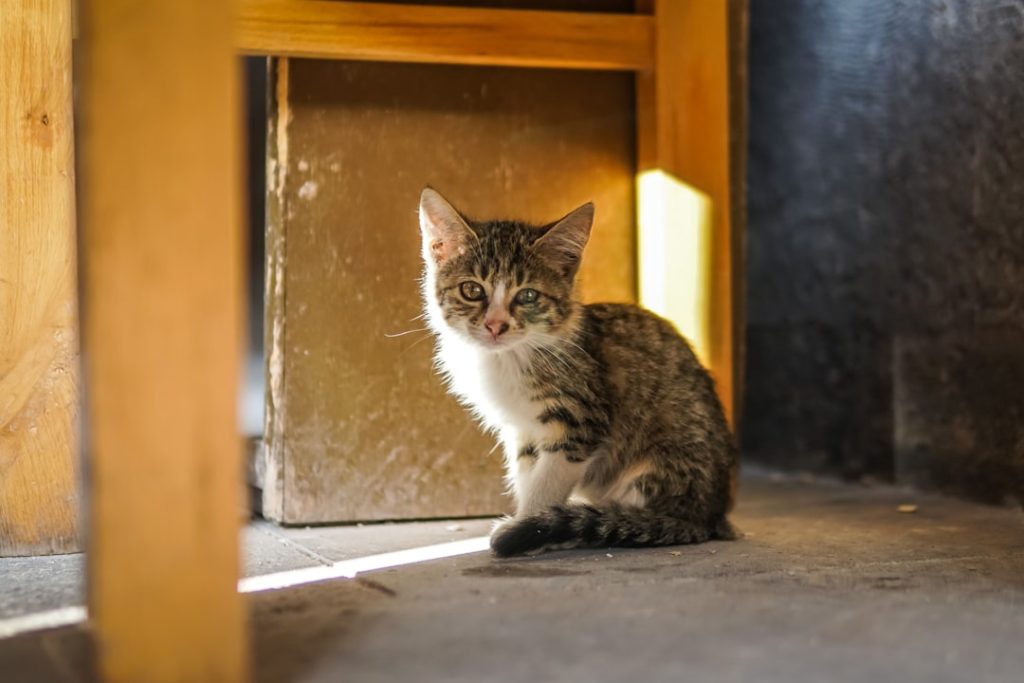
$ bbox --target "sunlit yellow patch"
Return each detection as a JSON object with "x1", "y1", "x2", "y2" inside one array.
[{"x1": 636, "y1": 170, "x2": 713, "y2": 365}]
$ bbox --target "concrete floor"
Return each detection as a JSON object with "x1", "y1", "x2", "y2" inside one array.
[{"x1": 3, "y1": 470, "x2": 1024, "y2": 682}]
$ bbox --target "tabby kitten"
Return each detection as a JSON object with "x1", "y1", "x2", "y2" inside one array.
[{"x1": 418, "y1": 187, "x2": 738, "y2": 557}]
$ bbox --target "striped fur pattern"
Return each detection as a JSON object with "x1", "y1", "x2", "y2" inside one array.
[{"x1": 418, "y1": 188, "x2": 739, "y2": 556}]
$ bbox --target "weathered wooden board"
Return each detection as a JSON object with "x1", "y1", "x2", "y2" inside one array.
[
  {"x1": 264, "y1": 57, "x2": 637, "y2": 523},
  {"x1": 0, "y1": 0, "x2": 81, "y2": 557}
]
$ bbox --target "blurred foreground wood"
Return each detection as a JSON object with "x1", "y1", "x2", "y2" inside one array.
[{"x1": 77, "y1": 0, "x2": 247, "y2": 681}]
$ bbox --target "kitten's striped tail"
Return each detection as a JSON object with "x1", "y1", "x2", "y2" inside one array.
[{"x1": 490, "y1": 504, "x2": 737, "y2": 558}]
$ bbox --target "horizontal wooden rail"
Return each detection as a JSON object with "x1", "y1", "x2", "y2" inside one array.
[{"x1": 237, "y1": 0, "x2": 654, "y2": 71}]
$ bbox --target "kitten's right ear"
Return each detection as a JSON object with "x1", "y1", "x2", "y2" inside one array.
[{"x1": 419, "y1": 187, "x2": 476, "y2": 265}]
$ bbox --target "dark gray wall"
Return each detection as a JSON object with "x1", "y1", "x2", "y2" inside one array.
[{"x1": 744, "y1": 0, "x2": 1024, "y2": 504}]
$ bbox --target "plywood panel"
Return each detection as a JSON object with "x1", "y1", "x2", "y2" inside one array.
[
  {"x1": 77, "y1": 0, "x2": 247, "y2": 680},
  {"x1": 0, "y1": 0, "x2": 81, "y2": 557},
  {"x1": 265, "y1": 58, "x2": 636, "y2": 523}
]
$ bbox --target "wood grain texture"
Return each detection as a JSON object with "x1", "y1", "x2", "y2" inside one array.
[
  {"x1": 263, "y1": 58, "x2": 637, "y2": 523},
  {"x1": 77, "y1": 0, "x2": 247, "y2": 681},
  {"x1": 636, "y1": 0, "x2": 737, "y2": 424},
  {"x1": 237, "y1": 0, "x2": 653, "y2": 70},
  {"x1": 0, "y1": 0, "x2": 81, "y2": 557}
]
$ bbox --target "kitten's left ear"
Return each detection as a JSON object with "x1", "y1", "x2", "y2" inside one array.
[
  {"x1": 419, "y1": 187, "x2": 476, "y2": 265},
  {"x1": 534, "y1": 202, "x2": 594, "y2": 278}
]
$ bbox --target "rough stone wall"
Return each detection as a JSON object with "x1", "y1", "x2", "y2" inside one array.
[{"x1": 744, "y1": 0, "x2": 1024, "y2": 503}]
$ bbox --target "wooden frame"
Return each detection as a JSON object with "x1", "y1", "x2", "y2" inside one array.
[
  {"x1": 238, "y1": 0, "x2": 738, "y2": 422},
  {"x1": 73, "y1": 1, "x2": 741, "y2": 680}
]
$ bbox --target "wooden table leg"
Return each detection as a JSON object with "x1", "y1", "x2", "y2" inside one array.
[{"x1": 76, "y1": 0, "x2": 247, "y2": 680}]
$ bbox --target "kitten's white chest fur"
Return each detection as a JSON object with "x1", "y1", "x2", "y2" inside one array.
[{"x1": 435, "y1": 329, "x2": 540, "y2": 445}]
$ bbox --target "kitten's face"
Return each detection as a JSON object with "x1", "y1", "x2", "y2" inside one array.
[
  {"x1": 429, "y1": 223, "x2": 575, "y2": 352},
  {"x1": 419, "y1": 188, "x2": 593, "y2": 353}
]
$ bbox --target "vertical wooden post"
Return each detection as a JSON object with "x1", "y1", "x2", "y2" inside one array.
[
  {"x1": 77, "y1": 0, "x2": 247, "y2": 681},
  {"x1": 636, "y1": 0, "x2": 736, "y2": 424},
  {"x1": 0, "y1": 0, "x2": 81, "y2": 557}
]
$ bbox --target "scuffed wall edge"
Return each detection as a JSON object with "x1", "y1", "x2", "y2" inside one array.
[{"x1": 261, "y1": 56, "x2": 290, "y2": 522}]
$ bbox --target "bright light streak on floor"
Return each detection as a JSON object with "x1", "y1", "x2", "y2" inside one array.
[
  {"x1": 238, "y1": 535, "x2": 492, "y2": 593},
  {"x1": 0, "y1": 606, "x2": 87, "y2": 639},
  {"x1": 0, "y1": 535, "x2": 492, "y2": 639}
]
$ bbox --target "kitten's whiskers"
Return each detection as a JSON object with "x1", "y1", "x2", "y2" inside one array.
[
  {"x1": 385, "y1": 327, "x2": 430, "y2": 338},
  {"x1": 398, "y1": 332, "x2": 434, "y2": 357}
]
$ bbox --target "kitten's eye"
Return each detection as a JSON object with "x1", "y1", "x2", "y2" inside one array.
[
  {"x1": 515, "y1": 288, "x2": 539, "y2": 305},
  {"x1": 460, "y1": 281, "x2": 485, "y2": 301}
]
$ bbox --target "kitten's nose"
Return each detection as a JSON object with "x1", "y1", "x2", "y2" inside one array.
[{"x1": 485, "y1": 319, "x2": 510, "y2": 339}]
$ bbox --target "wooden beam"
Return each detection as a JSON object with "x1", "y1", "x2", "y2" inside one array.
[
  {"x1": 77, "y1": 0, "x2": 247, "y2": 681},
  {"x1": 636, "y1": 0, "x2": 736, "y2": 424},
  {"x1": 237, "y1": 0, "x2": 654, "y2": 71},
  {"x1": 0, "y1": 0, "x2": 81, "y2": 557},
  {"x1": 729, "y1": 0, "x2": 749, "y2": 425}
]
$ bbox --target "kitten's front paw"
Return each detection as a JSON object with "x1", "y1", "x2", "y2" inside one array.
[{"x1": 489, "y1": 516, "x2": 514, "y2": 540}]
